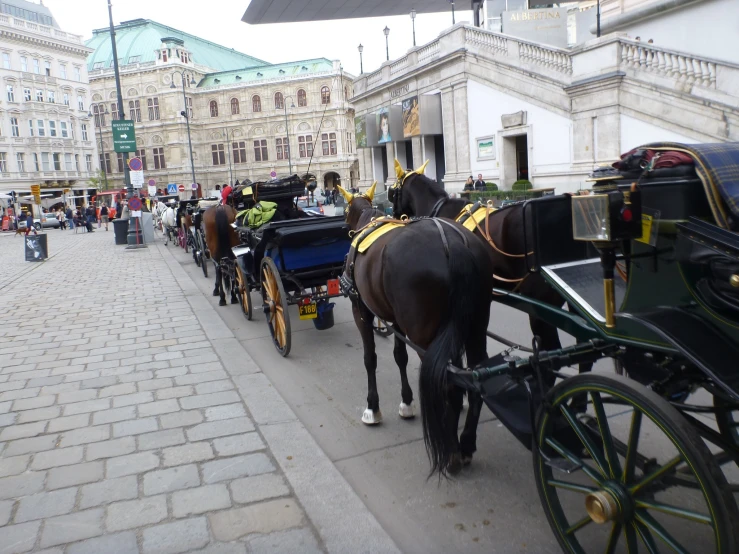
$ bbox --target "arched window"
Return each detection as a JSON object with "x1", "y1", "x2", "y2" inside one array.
[
  {"x1": 344, "y1": 85, "x2": 349, "y2": 100},
  {"x1": 230, "y1": 98, "x2": 239, "y2": 115},
  {"x1": 297, "y1": 89, "x2": 307, "y2": 107},
  {"x1": 209, "y1": 100, "x2": 218, "y2": 117},
  {"x1": 321, "y1": 86, "x2": 330, "y2": 105},
  {"x1": 274, "y1": 92, "x2": 284, "y2": 110},
  {"x1": 252, "y1": 95, "x2": 261, "y2": 113}
]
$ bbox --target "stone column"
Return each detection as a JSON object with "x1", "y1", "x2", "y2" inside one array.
[
  {"x1": 441, "y1": 82, "x2": 471, "y2": 191},
  {"x1": 411, "y1": 136, "x2": 424, "y2": 169},
  {"x1": 383, "y1": 142, "x2": 396, "y2": 190},
  {"x1": 357, "y1": 148, "x2": 372, "y2": 189},
  {"x1": 441, "y1": 86, "x2": 457, "y2": 178}
]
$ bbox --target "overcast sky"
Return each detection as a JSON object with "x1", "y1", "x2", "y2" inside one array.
[{"x1": 41, "y1": 0, "x2": 473, "y2": 77}]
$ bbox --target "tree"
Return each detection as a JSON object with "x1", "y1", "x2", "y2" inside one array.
[{"x1": 88, "y1": 170, "x2": 107, "y2": 192}]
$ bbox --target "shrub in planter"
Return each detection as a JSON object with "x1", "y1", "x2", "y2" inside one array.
[{"x1": 511, "y1": 180, "x2": 532, "y2": 191}]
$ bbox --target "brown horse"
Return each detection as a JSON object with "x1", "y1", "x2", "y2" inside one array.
[
  {"x1": 203, "y1": 204, "x2": 240, "y2": 306},
  {"x1": 337, "y1": 183, "x2": 494, "y2": 475}
]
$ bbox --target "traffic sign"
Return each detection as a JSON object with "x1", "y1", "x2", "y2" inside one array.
[
  {"x1": 30, "y1": 184, "x2": 41, "y2": 204},
  {"x1": 112, "y1": 120, "x2": 137, "y2": 153},
  {"x1": 128, "y1": 197, "x2": 142, "y2": 211},
  {"x1": 148, "y1": 178, "x2": 156, "y2": 187},
  {"x1": 177, "y1": 184, "x2": 185, "y2": 193},
  {"x1": 270, "y1": 171, "x2": 277, "y2": 178},
  {"x1": 148, "y1": 185, "x2": 157, "y2": 196},
  {"x1": 128, "y1": 157, "x2": 143, "y2": 171},
  {"x1": 166, "y1": 184, "x2": 178, "y2": 195},
  {"x1": 191, "y1": 183, "x2": 198, "y2": 190},
  {"x1": 131, "y1": 171, "x2": 144, "y2": 189}
]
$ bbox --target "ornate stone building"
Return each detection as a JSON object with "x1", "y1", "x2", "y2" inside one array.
[
  {"x1": 0, "y1": 0, "x2": 96, "y2": 206},
  {"x1": 85, "y1": 19, "x2": 358, "y2": 196}
]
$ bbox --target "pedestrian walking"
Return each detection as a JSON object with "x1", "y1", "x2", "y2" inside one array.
[
  {"x1": 24, "y1": 211, "x2": 36, "y2": 236},
  {"x1": 57, "y1": 208, "x2": 66, "y2": 230},
  {"x1": 100, "y1": 203, "x2": 110, "y2": 231},
  {"x1": 66, "y1": 205, "x2": 74, "y2": 230},
  {"x1": 85, "y1": 204, "x2": 95, "y2": 231}
]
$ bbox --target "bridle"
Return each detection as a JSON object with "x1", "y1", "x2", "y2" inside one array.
[{"x1": 390, "y1": 170, "x2": 449, "y2": 219}]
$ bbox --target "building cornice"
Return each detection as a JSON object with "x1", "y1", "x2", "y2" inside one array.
[{"x1": 0, "y1": 30, "x2": 92, "y2": 58}]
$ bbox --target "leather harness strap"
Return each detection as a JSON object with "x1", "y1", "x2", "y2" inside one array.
[{"x1": 429, "y1": 197, "x2": 448, "y2": 218}]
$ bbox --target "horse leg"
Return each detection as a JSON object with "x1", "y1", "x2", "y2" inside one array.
[
  {"x1": 445, "y1": 382, "x2": 465, "y2": 475},
  {"x1": 352, "y1": 301, "x2": 381, "y2": 425},
  {"x1": 393, "y1": 324, "x2": 415, "y2": 419},
  {"x1": 459, "y1": 331, "x2": 488, "y2": 466},
  {"x1": 215, "y1": 263, "x2": 227, "y2": 305},
  {"x1": 230, "y1": 265, "x2": 238, "y2": 304}
]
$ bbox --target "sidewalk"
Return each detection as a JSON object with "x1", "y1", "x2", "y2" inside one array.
[{"x1": 0, "y1": 230, "x2": 398, "y2": 554}]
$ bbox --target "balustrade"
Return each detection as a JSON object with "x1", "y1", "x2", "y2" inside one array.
[{"x1": 619, "y1": 41, "x2": 716, "y2": 89}]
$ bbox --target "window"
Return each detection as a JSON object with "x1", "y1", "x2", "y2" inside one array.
[
  {"x1": 6, "y1": 85, "x2": 13, "y2": 102},
  {"x1": 75, "y1": 154, "x2": 79, "y2": 172},
  {"x1": 33, "y1": 58, "x2": 39, "y2": 74},
  {"x1": 232, "y1": 142, "x2": 246, "y2": 164},
  {"x1": 211, "y1": 144, "x2": 225, "y2": 166},
  {"x1": 86, "y1": 154, "x2": 92, "y2": 172},
  {"x1": 47, "y1": 90, "x2": 55, "y2": 103},
  {"x1": 49, "y1": 120, "x2": 56, "y2": 137},
  {"x1": 44, "y1": 61, "x2": 51, "y2": 76},
  {"x1": 209, "y1": 100, "x2": 218, "y2": 117},
  {"x1": 230, "y1": 98, "x2": 239, "y2": 115},
  {"x1": 253, "y1": 139, "x2": 268, "y2": 162},
  {"x1": 28, "y1": 120, "x2": 33, "y2": 137},
  {"x1": 74, "y1": 67, "x2": 80, "y2": 81},
  {"x1": 111, "y1": 102, "x2": 118, "y2": 120},
  {"x1": 153, "y1": 147, "x2": 165, "y2": 169},
  {"x1": 33, "y1": 153, "x2": 39, "y2": 171},
  {"x1": 186, "y1": 97, "x2": 193, "y2": 118},
  {"x1": 128, "y1": 100, "x2": 141, "y2": 122},
  {"x1": 16, "y1": 153, "x2": 24, "y2": 172},
  {"x1": 77, "y1": 95, "x2": 84, "y2": 111},
  {"x1": 10, "y1": 117, "x2": 18, "y2": 137},
  {"x1": 297, "y1": 89, "x2": 307, "y2": 107},
  {"x1": 276, "y1": 138, "x2": 289, "y2": 160},
  {"x1": 147, "y1": 98, "x2": 159, "y2": 120},
  {"x1": 59, "y1": 64, "x2": 66, "y2": 79},
  {"x1": 20, "y1": 56, "x2": 27, "y2": 72},
  {"x1": 92, "y1": 62, "x2": 104, "y2": 70},
  {"x1": 128, "y1": 55, "x2": 141, "y2": 64},
  {"x1": 322, "y1": 132, "x2": 337, "y2": 155},
  {"x1": 298, "y1": 135, "x2": 313, "y2": 158},
  {"x1": 274, "y1": 92, "x2": 283, "y2": 110},
  {"x1": 0, "y1": 153, "x2": 7, "y2": 173},
  {"x1": 35, "y1": 90, "x2": 43, "y2": 102},
  {"x1": 93, "y1": 104, "x2": 105, "y2": 127},
  {"x1": 60, "y1": 121, "x2": 68, "y2": 138},
  {"x1": 23, "y1": 88, "x2": 31, "y2": 101},
  {"x1": 65, "y1": 153, "x2": 73, "y2": 171},
  {"x1": 99, "y1": 153, "x2": 111, "y2": 174},
  {"x1": 116, "y1": 152, "x2": 124, "y2": 172},
  {"x1": 63, "y1": 93, "x2": 69, "y2": 106},
  {"x1": 37, "y1": 120, "x2": 45, "y2": 137},
  {"x1": 252, "y1": 95, "x2": 261, "y2": 113},
  {"x1": 347, "y1": 132, "x2": 353, "y2": 154},
  {"x1": 135, "y1": 149, "x2": 147, "y2": 170},
  {"x1": 81, "y1": 124, "x2": 88, "y2": 141},
  {"x1": 321, "y1": 86, "x2": 330, "y2": 104},
  {"x1": 53, "y1": 153, "x2": 61, "y2": 171},
  {"x1": 161, "y1": 49, "x2": 168, "y2": 63},
  {"x1": 42, "y1": 152, "x2": 50, "y2": 171},
  {"x1": 2, "y1": 52, "x2": 9, "y2": 69}
]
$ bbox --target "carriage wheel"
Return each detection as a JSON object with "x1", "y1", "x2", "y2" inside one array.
[
  {"x1": 182, "y1": 224, "x2": 189, "y2": 254},
  {"x1": 235, "y1": 264, "x2": 253, "y2": 321},
  {"x1": 714, "y1": 395, "x2": 739, "y2": 469},
  {"x1": 533, "y1": 373, "x2": 739, "y2": 554},
  {"x1": 373, "y1": 318, "x2": 393, "y2": 338},
  {"x1": 261, "y1": 257, "x2": 291, "y2": 357},
  {"x1": 193, "y1": 245, "x2": 200, "y2": 267},
  {"x1": 200, "y1": 254, "x2": 208, "y2": 278}
]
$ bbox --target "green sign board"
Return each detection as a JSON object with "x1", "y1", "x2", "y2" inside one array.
[{"x1": 112, "y1": 120, "x2": 136, "y2": 153}]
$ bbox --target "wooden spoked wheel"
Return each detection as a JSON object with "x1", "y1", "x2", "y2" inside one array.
[
  {"x1": 235, "y1": 264, "x2": 252, "y2": 321},
  {"x1": 373, "y1": 318, "x2": 393, "y2": 338},
  {"x1": 261, "y1": 257, "x2": 291, "y2": 357},
  {"x1": 533, "y1": 374, "x2": 739, "y2": 554},
  {"x1": 182, "y1": 224, "x2": 189, "y2": 254},
  {"x1": 200, "y1": 252, "x2": 208, "y2": 278}
]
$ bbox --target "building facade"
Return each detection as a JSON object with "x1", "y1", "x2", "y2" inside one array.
[
  {"x1": 85, "y1": 19, "x2": 358, "y2": 197},
  {"x1": 0, "y1": 0, "x2": 96, "y2": 207}
]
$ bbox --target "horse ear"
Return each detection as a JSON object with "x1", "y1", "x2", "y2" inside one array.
[
  {"x1": 366, "y1": 181, "x2": 377, "y2": 203},
  {"x1": 416, "y1": 159, "x2": 430, "y2": 175},
  {"x1": 394, "y1": 159, "x2": 405, "y2": 181},
  {"x1": 336, "y1": 185, "x2": 354, "y2": 204}
]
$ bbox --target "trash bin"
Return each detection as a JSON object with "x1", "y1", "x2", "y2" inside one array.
[
  {"x1": 113, "y1": 218, "x2": 129, "y2": 245},
  {"x1": 24, "y1": 233, "x2": 48, "y2": 262}
]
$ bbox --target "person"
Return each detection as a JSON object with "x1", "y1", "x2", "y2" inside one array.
[
  {"x1": 57, "y1": 208, "x2": 66, "y2": 230},
  {"x1": 100, "y1": 203, "x2": 109, "y2": 231},
  {"x1": 65, "y1": 205, "x2": 74, "y2": 230},
  {"x1": 474, "y1": 174, "x2": 486, "y2": 191},
  {"x1": 24, "y1": 210, "x2": 36, "y2": 236},
  {"x1": 378, "y1": 112, "x2": 391, "y2": 143},
  {"x1": 463, "y1": 176, "x2": 475, "y2": 191},
  {"x1": 221, "y1": 183, "x2": 232, "y2": 205}
]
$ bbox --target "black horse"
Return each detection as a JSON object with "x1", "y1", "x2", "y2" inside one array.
[
  {"x1": 337, "y1": 183, "x2": 493, "y2": 474},
  {"x1": 203, "y1": 205, "x2": 239, "y2": 306}
]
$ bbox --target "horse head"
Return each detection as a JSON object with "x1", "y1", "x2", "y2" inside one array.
[
  {"x1": 336, "y1": 182, "x2": 376, "y2": 230},
  {"x1": 389, "y1": 159, "x2": 434, "y2": 218}
]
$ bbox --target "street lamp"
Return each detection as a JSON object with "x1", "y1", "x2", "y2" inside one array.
[
  {"x1": 282, "y1": 96, "x2": 296, "y2": 175},
  {"x1": 88, "y1": 108, "x2": 110, "y2": 191},
  {"x1": 383, "y1": 26, "x2": 390, "y2": 61},
  {"x1": 450, "y1": 0, "x2": 456, "y2": 25},
  {"x1": 223, "y1": 127, "x2": 234, "y2": 186},
  {"x1": 170, "y1": 71, "x2": 197, "y2": 193},
  {"x1": 410, "y1": 9, "x2": 416, "y2": 47},
  {"x1": 358, "y1": 44, "x2": 364, "y2": 74}
]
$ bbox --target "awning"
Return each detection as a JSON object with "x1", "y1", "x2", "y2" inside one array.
[{"x1": 242, "y1": 0, "x2": 470, "y2": 24}]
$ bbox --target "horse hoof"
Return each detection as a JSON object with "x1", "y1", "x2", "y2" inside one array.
[
  {"x1": 361, "y1": 409, "x2": 382, "y2": 425},
  {"x1": 398, "y1": 402, "x2": 415, "y2": 419},
  {"x1": 212, "y1": 291, "x2": 220, "y2": 297},
  {"x1": 218, "y1": 299, "x2": 227, "y2": 307},
  {"x1": 231, "y1": 298, "x2": 239, "y2": 305},
  {"x1": 447, "y1": 453, "x2": 463, "y2": 475},
  {"x1": 462, "y1": 454, "x2": 473, "y2": 467}
]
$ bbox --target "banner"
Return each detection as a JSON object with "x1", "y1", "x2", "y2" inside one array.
[
  {"x1": 402, "y1": 96, "x2": 420, "y2": 138},
  {"x1": 377, "y1": 108, "x2": 391, "y2": 144},
  {"x1": 355, "y1": 116, "x2": 367, "y2": 148}
]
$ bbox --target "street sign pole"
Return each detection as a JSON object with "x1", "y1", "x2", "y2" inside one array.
[{"x1": 108, "y1": 0, "x2": 144, "y2": 249}]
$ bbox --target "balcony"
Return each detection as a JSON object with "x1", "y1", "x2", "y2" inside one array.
[{"x1": 0, "y1": 14, "x2": 83, "y2": 44}]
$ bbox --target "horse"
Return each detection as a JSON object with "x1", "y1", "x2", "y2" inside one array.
[
  {"x1": 158, "y1": 202, "x2": 178, "y2": 245},
  {"x1": 202, "y1": 204, "x2": 240, "y2": 306},
  {"x1": 337, "y1": 183, "x2": 494, "y2": 475},
  {"x1": 388, "y1": 160, "x2": 593, "y2": 390}
]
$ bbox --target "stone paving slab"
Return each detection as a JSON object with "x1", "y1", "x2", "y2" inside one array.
[{"x1": 0, "y1": 229, "x2": 398, "y2": 553}]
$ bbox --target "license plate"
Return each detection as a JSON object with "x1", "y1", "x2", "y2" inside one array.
[{"x1": 298, "y1": 302, "x2": 318, "y2": 320}]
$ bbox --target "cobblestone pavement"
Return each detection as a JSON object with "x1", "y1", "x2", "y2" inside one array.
[{"x1": 0, "y1": 229, "x2": 397, "y2": 554}]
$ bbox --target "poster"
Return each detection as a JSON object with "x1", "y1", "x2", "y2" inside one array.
[
  {"x1": 477, "y1": 137, "x2": 496, "y2": 160},
  {"x1": 377, "y1": 108, "x2": 391, "y2": 144},
  {"x1": 355, "y1": 116, "x2": 367, "y2": 148},
  {"x1": 402, "y1": 96, "x2": 420, "y2": 137}
]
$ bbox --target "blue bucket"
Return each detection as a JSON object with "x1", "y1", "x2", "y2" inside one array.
[{"x1": 313, "y1": 301, "x2": 335, "y2": 331}]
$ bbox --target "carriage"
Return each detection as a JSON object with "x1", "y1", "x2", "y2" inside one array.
[{"x1": 412, "y1": 142, "x2": 739, "y2": 553}]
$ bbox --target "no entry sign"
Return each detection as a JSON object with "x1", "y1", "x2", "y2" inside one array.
[{"x1": 177, "y1": 184, "x2": 185, "y2": 193}]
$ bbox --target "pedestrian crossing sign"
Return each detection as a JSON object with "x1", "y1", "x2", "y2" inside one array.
[{"x1": 167, "y1": 184, "x2": 178, "y2": 195}]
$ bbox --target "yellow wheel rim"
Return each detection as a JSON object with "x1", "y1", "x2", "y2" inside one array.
[{"x1": 262, "y1": 266, "x2": 286, "y2": 349}]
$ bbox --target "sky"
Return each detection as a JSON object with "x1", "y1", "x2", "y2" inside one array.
[{"x1": 41, "y1": 0, "x2": 475, "y2": 77}]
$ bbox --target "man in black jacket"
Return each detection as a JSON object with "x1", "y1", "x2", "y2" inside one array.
[{"x1": 474, "y1": 174, "x2": 486, "y2": 191}]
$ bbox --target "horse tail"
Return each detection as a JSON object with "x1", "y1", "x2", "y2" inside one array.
[
  {"x1": 419, "y1": 233, "x2": 485, "y2": 478},
  {"x1": 214, "y1": 207, "x2": 232, "y2": 292}
]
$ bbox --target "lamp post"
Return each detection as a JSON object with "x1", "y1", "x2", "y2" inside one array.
[
  {"x1": 358, "y1": 44, "x2": 364, "y2": 74},
  {"x1": 282, "y1": 96, "x2": 296, "y2": 175},
  {"x1": 383, "y1": 26, "x2": 390, "y2": 61},
  {"x1": 223, "y1": 127, "x2": 234, "y2": 186},
  {"x1": 450, "y1": 0, "x2": 456, "y2": 25},
  {"x1": 596, "y1": 0, "x2": 601, "y2": 37},
  {"x1": 88, "y1": 108, "x2": 110, "y2": 191},
  {"x1": 170, "y1": 71, "x2": 197, "y2": 192},
  {"x1": 410, "y1": 9, "x2": 416, "y2": 47}
]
